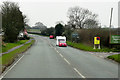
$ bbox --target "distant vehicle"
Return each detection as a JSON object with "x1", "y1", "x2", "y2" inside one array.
[
  {"x1": 49, "y1": 35, "x2": 54, "y2": 39},
  {"x1": 18, "y1": 29, "x2": 29, "y2": 40},
  {"x1": 0, "y1": 30, "x2": 4, "y2": 36},
  {"x1": 59, "y1": 41, "x2": 67, "y2": 47},
  {"x1": 0, "y1": 32, "x2": 4, "y2": 36},
  {"x1": 18, "y1": 32, "x2": 24, "y2": 38},
  {"x1": 56, "y1": 36, "x2": 66, "y2": 46}
]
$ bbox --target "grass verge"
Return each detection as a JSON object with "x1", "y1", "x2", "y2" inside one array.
[
  {"x1": 0, "y1": 39, "x2": 35, "y2": 72},
  {"x1": 107, "y1": 54, "x2": 120, "y2": 63},
  {"x1": 67, "y1": 41, "x2": 120, "y2": 52},
  {"x1": 2, "y1": 40, "x2": 29, "y2": 53}
]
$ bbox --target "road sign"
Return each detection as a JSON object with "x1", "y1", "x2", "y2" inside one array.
[
  {"x1": 110, "y1": 35, "x2": 120, "y2": 44},
  {"x1": 94, "y1": 37, "x2": 100, "y2": 44},
  {"x1": 72, "y1": 33, "x2": 78, "y2": 38}
]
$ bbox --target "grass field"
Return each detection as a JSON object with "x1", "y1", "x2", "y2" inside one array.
[
  {"x1": 27, "y1": 29, "x2": 41, "y2": 33},
  {"x1": 107, "y1": 54, "x2": 120, "y2": 63},
  {"x1": 0, "y1": 39, "x2": 35, "y2": 66},
  {"x1": 2, "y1": 40, "x2": 28, "y2": 53},
  {"x1": 67, "y1": 41, "x2": 120, "y2": 52}
]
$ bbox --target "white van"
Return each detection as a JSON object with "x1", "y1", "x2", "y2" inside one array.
[{"x1": 56, "y1": 36, "x2": 66, "y2": 46}]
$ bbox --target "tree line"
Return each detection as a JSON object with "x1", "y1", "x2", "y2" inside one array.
[
  {"x1": 41, "y1": 6, "x2": 99, "y2": 37},
  {"x1": 40, "y1": 6, "x2": 119, "y2": 49}
]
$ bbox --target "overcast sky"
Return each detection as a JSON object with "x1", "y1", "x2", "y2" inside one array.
[{"x1": 0, "y1": 0, "x2": 119, "y2": 28}]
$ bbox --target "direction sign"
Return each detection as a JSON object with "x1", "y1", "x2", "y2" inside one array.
[
  {"x1": 110, "y1": 35, "x2": 120, "y2": 44},
  {"x1": 72, "y1": 33, "x2": 78, "y2": 38}
]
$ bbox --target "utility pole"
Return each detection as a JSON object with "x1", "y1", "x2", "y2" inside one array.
[
  {"x1": 109, "y1": 8, "x2": 113, "y2": 35},
  {"x1": 109, "y1": 8, "x2": 113, "y2": 48},
  {"x1": 118, "y1": 2, "x2": 120, "y2": 35}
]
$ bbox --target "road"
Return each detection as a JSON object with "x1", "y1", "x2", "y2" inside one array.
[{"x1": 1, "y1": 34, "x2": 118, "y2": 78}]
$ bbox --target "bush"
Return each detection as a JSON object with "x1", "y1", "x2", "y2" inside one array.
[{"x1": 1, "y1": 1, "x2": 24, "y2": 42}]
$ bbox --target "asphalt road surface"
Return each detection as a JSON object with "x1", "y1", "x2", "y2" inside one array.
[{"x1": 1, "y1": 35, "x2": 118, "y2": 78}]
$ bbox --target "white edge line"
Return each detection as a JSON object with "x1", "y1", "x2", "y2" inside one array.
[
  {"x1": 99, "y1": 56, "x2": 103, "y2": 58},
  {"x1": 0, "y1": 76, "x2": 3, "y2": 80},
  {"x1": 64, "y1": 58, "x2": 70, "y2": 65},
  {"x1": 73, "y1": 68, "x2": 86, "y2": 78},
  {"x1": 0, "y1": 55, "x2": 24, "y2": 79}
]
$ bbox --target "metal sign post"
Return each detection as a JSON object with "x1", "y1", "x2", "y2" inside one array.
[{"x1": 109, "y1": 8, "x2": 113, "y2": 47}]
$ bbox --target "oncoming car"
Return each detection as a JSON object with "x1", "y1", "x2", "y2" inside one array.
[
  {"x1": 49, "y1": 35, "x2": 54, "y2": 39},
  {"x1": 59, "y1": 41, "x2": 67, "y2": 47}
]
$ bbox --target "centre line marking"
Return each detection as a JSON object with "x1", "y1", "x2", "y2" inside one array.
[
  {"x1": 0, "y1": 55, "x2": 25, "y2": 80},
  {"x1": 73, "y1": 68, "x2": 86, "y2": 78},
  {"x1": 54, "y1": 49, "x2": 57, "y2": 52},
  {"x1": 50, "y1": 45, "x2": 53, "y2": 48},
  {"x1": 56, "y1": 51, "x2": 59, "y2": 53},
  {"x1": 59, "y1": 54, "x2": 63, "y2": 58},
  {"x1": 64, "y1": 58, "x2": 70, "y2": 65}
]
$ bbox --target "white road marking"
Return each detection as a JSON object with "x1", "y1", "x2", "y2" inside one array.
[
  {"x1": 48, "y1": 40, "x2": 85, "y2": 78},
  {"x1": 0, "y1": 55, "x2": 25, "y2": 80},
  {"x1": 56, "y1": 51, "x2": 59, "y2": 53},
  {"x1": 54, "y1": 48, "x2": 57, "y2": 51},
  {"x1": 64, "y1": 58, "x2": 70, "y2": 65},
  {"x1": 90, "y1": 52, "x2": 93, "y2": 54},
  {"x1": 0, "y1": 76, "x2": 3, "y2": 80},
  {"x1": 54, "y1": 48, "x2": 60, "y2": 54},
  {"x1": 73, "y1": 68, "x2": 86, "y2": 78},
  {"x1": 49, "y1": 45, "x2": 53, "y2": 48},
  {"x1": 99, "y1": 56, "x2": 103, "y2": 58},
  {"x1": 59, "y1": 54, "x2": 63, "y2": 58}
]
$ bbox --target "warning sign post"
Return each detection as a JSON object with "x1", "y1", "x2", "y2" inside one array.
[{"x1": 94, "y1": 37, "x2": 100, "y2": 49}]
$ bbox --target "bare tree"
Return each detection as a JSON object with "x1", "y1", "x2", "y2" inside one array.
[
  {"x1": 83, "y1": 19, "x2": 99, "y2": 29},
  {"x1": 67, "y1": 6, "x2": 98, "y2": 29}
]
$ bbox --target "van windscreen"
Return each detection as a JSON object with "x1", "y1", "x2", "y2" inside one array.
[{"x1": 58, "y1": 39, "x2": 65, "y2": 42}]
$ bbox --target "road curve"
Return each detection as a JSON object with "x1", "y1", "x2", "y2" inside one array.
[{"x1": 1, "y1": 35, "x2": 118, "y2": 78}]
